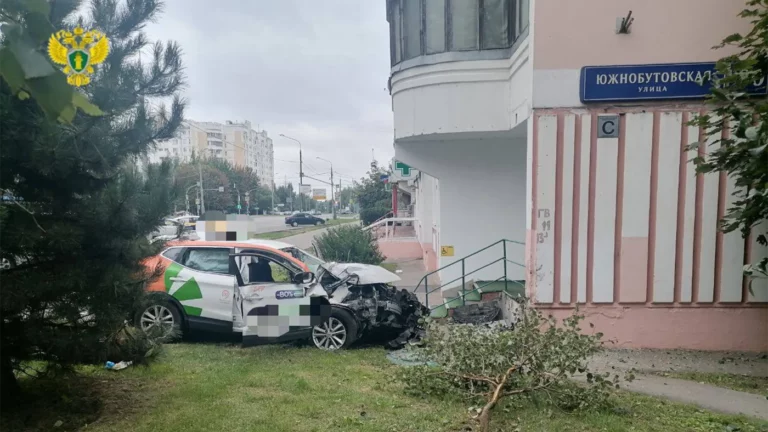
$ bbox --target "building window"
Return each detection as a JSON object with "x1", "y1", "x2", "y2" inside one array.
[
  {"x1": 450, "y1": 0, "x2": 479, "y2": 51},
  {"x1": 425, "y1": 0, "x2": 446, "y2": 54},
  {"x1": 403, "y1": 0, "x2": 422, "y2": 60},
  {"x1": 388, "y1": 0, "x2": 529, "y2": 66},
  {"x1": 481, "y1": 0, "x2": 508, "y2": 49}
]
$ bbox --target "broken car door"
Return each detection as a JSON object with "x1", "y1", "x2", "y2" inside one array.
[
  {"x1": 231, "y1": 251, "x2": 328, "y2": 345},
  {"x1": 174, "y1": 247, "x2": 238, "y2": 324}
]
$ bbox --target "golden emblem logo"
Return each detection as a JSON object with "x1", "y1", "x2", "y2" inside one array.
[{"x1": 48, "y1": 27, "x2": 109, "y2": 87}]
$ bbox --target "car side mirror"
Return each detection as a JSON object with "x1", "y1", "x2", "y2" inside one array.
[{"x1": 293, "y1": 271, "x2": 315, "y2": 285}]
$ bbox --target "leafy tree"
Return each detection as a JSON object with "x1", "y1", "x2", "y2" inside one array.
[
  {"x1": 690, "y1": 0, "x2": 768, "y2": 285},
  {"x1": 173, "y1": 162, "x2": 231, "y2": 213},
  {"x1": 355, "y1": 168, "x2": 390, "y2": 212},
  {"x1": 399, "y1": 304, "x2": 628, "y2": 431},
  {"x1": 205, "y1": 158, "x2": 260, "y2": 213},
  {"x1": 274, "y1": 183, "x2": 298, "y2": 210},
  {"x1": 0, "y1": 0, "x2": 185, "y2": 400}
]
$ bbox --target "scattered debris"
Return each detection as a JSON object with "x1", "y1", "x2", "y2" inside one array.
[
  {"x1": 386, "y1": 347, "x2": 438, "y2": 367},
  {"x1": 452, "y1": 301, "x2": 501, "y2": 324},
  {"x1": 335, "y1": 284, "x2": 430, "y2": 349},
  {"x1": 105, "y1": 361, "x2": 133, "y2": 371},
  {"x1": 322, "y1": 263, "x2": 430, "y2": 349}
]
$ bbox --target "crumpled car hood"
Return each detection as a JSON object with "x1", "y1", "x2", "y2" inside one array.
[{"x1": 322, "y1": 262, "x2": 401, "y2": 285}]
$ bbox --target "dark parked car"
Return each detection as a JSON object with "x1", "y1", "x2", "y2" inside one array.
[{"x1": 286, "y1": 213, "x2": 326, "y2": 227}]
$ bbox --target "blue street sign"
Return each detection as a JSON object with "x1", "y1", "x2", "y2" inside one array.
[{"x1": 580, "y1": 62, "x2": 767, "y2": 103}]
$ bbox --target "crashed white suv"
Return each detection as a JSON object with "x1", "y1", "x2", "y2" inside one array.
[{"x1": 242, "y1": 240, "x2": 429, "y2": 350}]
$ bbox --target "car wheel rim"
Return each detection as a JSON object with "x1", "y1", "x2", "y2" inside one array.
[
  {"x1": 312, "y1": 317, "x2": 346, "y2": 350},
  {"x1": 140, "y1": 305, "x2": 174, "y2": 336}
]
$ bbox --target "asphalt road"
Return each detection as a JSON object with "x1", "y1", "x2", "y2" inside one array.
[{"x1": 247, "y1": 213, "x2": 335, "y2": 234}]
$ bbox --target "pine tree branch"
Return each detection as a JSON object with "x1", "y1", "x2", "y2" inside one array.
[{"x1": 1, "y1": 189, "x2": 46, "y2": 233}]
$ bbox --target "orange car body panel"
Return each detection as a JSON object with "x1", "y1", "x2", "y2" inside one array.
[{"x1": 143, "y1": 240, "x2": 310, "y2": 293}]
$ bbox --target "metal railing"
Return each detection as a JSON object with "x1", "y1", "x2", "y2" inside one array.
[
  {"x1": 414, "y1": 239, "x2": 525, "y2": 309},
  {"x1": 365, "y1": 211, "x2": 394, "y2": 228}
]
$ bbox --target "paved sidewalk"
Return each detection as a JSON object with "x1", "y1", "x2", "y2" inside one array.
[
  {"x1": 618, "y1": 374, "x2": 768, "y2": 420},
  {"x1": 586, "y1": 349, "x2": 768, "y2": 420},
  {"x1": 384, "y1": 257, "x2": 443, "y2": 306}
]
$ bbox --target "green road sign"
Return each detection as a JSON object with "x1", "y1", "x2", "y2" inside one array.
[
  {"x1": 394, "y1": 161, "x2": 411, "y2": 176},
  {"x1": 236, "y1": 204, "x2": 241, "y2": 210}
]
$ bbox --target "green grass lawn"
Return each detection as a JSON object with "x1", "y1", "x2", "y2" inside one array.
[
  {"x1": 4, "y1": 344, "x2": 767, "y2": 432},
  {"x1": 651, "y1": 371, "x2": 768, "y2": 396},
  {"x1": 251, "y1": 218, "x2": 355, "y2": 240}
]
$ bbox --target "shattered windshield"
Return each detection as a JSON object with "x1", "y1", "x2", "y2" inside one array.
[{"x1": 283, "y1": 247, "x2": 325, "y2": 273}]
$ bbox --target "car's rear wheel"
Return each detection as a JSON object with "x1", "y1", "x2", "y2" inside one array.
[
  {"x1": 312, "y1": 308, "x2": 357, "y2": 350},
  {"x1": 135, "y1": 301, "x2": 182, "y2": 342},
  {"x1": 291, "y1": 221, "x2": 298, "y2": 227}
]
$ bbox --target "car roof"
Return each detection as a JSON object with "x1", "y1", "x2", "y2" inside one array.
[
  {"x1": 241, "y1": 239, "x2": 293, "y2": 249},
  {"x1": 164, "y1": 240, "x2": 308, "y2": 270}
]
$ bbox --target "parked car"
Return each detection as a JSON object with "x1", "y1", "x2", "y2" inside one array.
[{"x1": 285, "y1": 212, "x2": 325, "y2": 227}]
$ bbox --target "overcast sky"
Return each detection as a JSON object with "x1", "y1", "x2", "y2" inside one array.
[{"x1": 144, "y1": 0, "x2": 393, "y2": 187}]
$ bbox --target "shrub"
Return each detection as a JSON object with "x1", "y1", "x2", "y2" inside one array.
[
  {"x1": 398, "y1": 301, "x2": 630, "y2": 431},
  {"x1": 312, "y1": 225, "x2": 385, "y2": 264},
  {"x1": 360, "y1": 206, "x2": 391, "y2": 226}
]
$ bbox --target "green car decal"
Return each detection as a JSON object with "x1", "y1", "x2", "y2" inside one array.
[{"x1": 163, "y1": 262, "x2": 204, "y2": 316}]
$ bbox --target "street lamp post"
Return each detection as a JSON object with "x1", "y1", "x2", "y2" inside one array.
[
  {"x1": 185, "y1": 184, "x2": 200, "y2": 215},
  {"x1": 245, "y1": 187, "x2": 259, "y2": 215},
  {"x1": 279, "y1": 134, "x2": 303, "y2": 211},
  {"x1": 233, "y1": 183, "x2": 241, "y2": 214},
  {"x1": 316, "y1": 156, "x2": 336, "y2": 220}
]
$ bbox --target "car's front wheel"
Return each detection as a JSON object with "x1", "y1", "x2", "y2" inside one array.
[
  {"x1": 315, "y1": 220, "x2": 321, "y2": 226},
  {"x1": 312, "y1": 308, "x2": 357, "y2": 350},
  {"x1": 135, "y1": 301, "x2": 182, "y2": 342}
]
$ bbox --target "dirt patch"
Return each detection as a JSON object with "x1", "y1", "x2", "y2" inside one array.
[{"x1": 0, "y1": 373, "x2": 166, "y2": 432}]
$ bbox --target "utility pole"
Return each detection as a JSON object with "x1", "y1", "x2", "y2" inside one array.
[
  {"x1": 317, "y1": 156, "x2": 335, "y2": 220},
  {"x1": 198, "y1": 162, "x2": 206, "y2": 215},
  {"x1": 234, "y1": 182, "x2": 241, "y2": 214},
  {"x1": 338, "y1": 178, "x2": 342, "y2": 212},
  {"x1": 271, "y1": 181, "x2": 275, "y2": 214}
]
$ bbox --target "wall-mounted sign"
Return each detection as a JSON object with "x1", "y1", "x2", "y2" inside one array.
[
  {"x1": 597, "y1": 115, "x2": 620, "y2": 138},
  {"x1": 580, "y1": 62, "x2": 767, "y2": 103},
  {"x1": 390, "y1": 159, "x2": 419, "y2": 181},
  {"x1": 440, "y1": 246, "x2": 454, "y2": 257},
  {"x1": 299, "y1": 184, "x2": 311, "y2": 195}
]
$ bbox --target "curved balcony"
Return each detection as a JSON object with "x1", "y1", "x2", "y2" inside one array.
[{"x1": 387, "y1": 0, "x2": 529, "y2": 75}]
